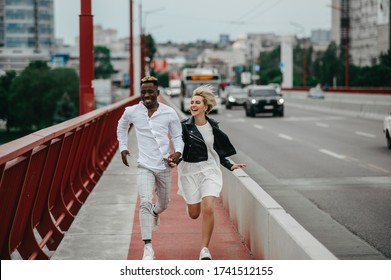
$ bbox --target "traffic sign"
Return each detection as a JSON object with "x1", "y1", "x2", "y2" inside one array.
[{"x1": 236, "y1": 65, "x2": 243, "y2": 72}]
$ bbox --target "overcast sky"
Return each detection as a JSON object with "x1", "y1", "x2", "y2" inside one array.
[{"x1": 54, "y1": 0, "x2": 332, "y2": 45}]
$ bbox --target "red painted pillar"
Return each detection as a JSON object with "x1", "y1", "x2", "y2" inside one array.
[
  {"x1": 79, "y1": 0, "x2": 94, "y2": 115},
  {"x1": 129, "y1": 0, "x2": 134, "y2": 96},
  {"x1": 139, "y1": 2, "x2": 145, "y2": 78}
]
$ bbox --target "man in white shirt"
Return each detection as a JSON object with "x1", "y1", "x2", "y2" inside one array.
[{"x1": 117, "y1": 76, "x2": 184, "y2": 260}]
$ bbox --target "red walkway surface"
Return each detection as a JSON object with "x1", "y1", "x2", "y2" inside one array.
[{"x1": 127, "y1": 167, "x2": 254, "y2": 260}]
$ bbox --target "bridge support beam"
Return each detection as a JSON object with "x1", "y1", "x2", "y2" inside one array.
[{"x1": 79, "y1": 0, "x2": 94, "y2": 115}]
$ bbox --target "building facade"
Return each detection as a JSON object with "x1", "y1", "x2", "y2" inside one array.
[
  {"x1": 0, "y1": 0, "x2": 55, "y2": 71},
  {"x1": 332, "y1": 0, "x2": 390, "y2": 66}
]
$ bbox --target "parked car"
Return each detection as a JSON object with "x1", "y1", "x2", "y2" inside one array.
[
  {"x1": 225, "y1": 87, "x2": 247, "y2": 109},
  {"x1": 308, "y1": 86, "x2": 325, "y2": 99},
  {"x1": 244, "y1": 85, "x2": 284, "y2": 117},
  {"x1": 383, "y1": 112, "x2": 391, "y2": 149}
]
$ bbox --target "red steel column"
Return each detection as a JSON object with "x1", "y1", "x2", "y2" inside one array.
[
  {"x1": 139, "y1": 2, "x2": 144, "y2": 78},
  {"x1": 129, "y1": 0, "x2": 134, "y2": 96},
  {"x1": 79, "y1": 0, "x2": 94, "y2": 115}
]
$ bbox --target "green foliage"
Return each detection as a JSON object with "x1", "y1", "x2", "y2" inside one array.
[
  {"x1": 380, "y1": 49, "x2": 391, "y2": 68},
  {"x1": 349, "y1": 64, "x2": 391, "y2": 87},
  {"x1": 143, "y1": 34, "x2": 157, "y2": 74},
  {"x1": 94, "y1": 46, "x2": 115, "y2": 79},
  {"x1": 0, "y1": 70, "x2": 17, "y2": 122},
  {"x1": 291, "y1": 41, "x2": 391, "y2": 88},
  {"x1": 292, "y1": 43, "x2": 319, "y2": 86},
  {"x1": 155, "y1": 72, "x2": 169, "y2": 88},
  {"x1": 312, "y1": 42, "x2": 341, "y2": 86},
  {"x1": 145, "y1": 34, "x2": 157, "y2": 62},
  {"x1": 7, "y1": 61, "x2": 79, "y2": 131},
  {"x1": 53, "y1": 92, "x2": 77, "y2": 124},
  {"x1": 259, "y1": 46, "x2": 282, "y2": 85}
]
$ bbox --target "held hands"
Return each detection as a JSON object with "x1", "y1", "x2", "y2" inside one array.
[
  {"x1": 230, "y1": 163, "x2": 247, "y2": 171},
  {"x1": 122, "y1": 150, "x2": 181, "y2": 168},
  {"x1": 167, "y1": 152, "x2": 181, "y2": 168}
]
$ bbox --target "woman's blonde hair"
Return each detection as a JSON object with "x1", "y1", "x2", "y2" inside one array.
[{"x1": 192, "y1": 84, "x2": 217, "y2": 114}]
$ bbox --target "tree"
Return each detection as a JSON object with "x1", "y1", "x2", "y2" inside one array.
[
  {"x1": 259, "y1": 46, "x2": 282, "y2": 85},
  {"x1": 380, "y1": 49, "x2": 391, "y2": 68},
  {"x1": 153, "y1": 71, "x2": 169, "y2": 88},
  {"x1": 145, "y1": 34, "x2": 157, "y2": 62},
  {"x1": 7, "y1": 61, "x2": 79, "y2": 131},
  {"x1": 94, "y1": 46, "x2": 114, "y2": 79},
  {"x1": 53, "y1": 92, "x2": 77, "y2": 124},
  {"x1": 142, "y1": 34, "x2": 157, "y2": 74},
  {"x1": 0, "y1": 71, "x2": 17, "y2": 130},
  {"x1": 314, "y1": 42, "x2": 335, "y2": 86}
]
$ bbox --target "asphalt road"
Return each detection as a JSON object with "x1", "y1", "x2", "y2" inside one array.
[{"x1": 168, "y1": 94, "x2": 391, "y2": 259}]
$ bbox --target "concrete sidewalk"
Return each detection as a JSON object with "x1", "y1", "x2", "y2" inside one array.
[
  {"x1": 127, "y1": 166, "x2": 254, "y2": 260},
  {"x1": 52, "y1": 128, "x2": 254, "y2": 260}
]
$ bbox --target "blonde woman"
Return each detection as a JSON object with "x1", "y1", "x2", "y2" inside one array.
[{"x1": 177, "y1": 85, "x2": 246, "y2": 260}]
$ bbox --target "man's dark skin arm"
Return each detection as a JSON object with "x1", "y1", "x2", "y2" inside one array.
[{"x1": 121, "y1": 150, "x2": 130, "y2": 166}]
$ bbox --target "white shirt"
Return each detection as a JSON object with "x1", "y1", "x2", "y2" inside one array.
[{"x1": 117, "y1": 101, "x2": 184, "y2": 170}]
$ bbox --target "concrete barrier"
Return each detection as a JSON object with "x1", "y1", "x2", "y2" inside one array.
[
  {"x1": 221, "y1": 168, "x2": 337, "y2": 260},
  {"x1": 163, "y1": 94, "x2": 337, "y2": 260},
  {"x1": 283, "y1": 91, "x2": 391, "y2": 120}
]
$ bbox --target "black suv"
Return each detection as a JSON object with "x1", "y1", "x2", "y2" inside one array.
[{"x1": 244, "y1": 85, "x2": 284, "y2": 117}]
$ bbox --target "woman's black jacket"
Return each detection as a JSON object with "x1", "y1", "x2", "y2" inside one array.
[{"x1": 181, "y1": 116, "x2": 236, "y2": 170}]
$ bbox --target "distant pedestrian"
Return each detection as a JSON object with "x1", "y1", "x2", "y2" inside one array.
[
  {"x1": 176, "y1": 85, "x2": 246, "y2": 260},
  {"x1": 117, "y1": 76, "x2": 184, "y2": 260}
]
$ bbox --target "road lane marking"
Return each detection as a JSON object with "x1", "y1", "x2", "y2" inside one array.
[
  {"x1": 367, "y1": 164, "x2": 390, "y2": 174},
  {"x1": 355, "y1": 131, "x2": 376, "y2": 138},
  {"x1": 316, "y1": 122, "x2": 329, "y2": 128},
  {"x1": 285, "y1": 116, "x2": 343, "y2": 122},
  {"x1": 226, "y1": 113, "x2": 233, "y2": 118},
  {"x1": 227, "y1": 118, "x2": 245, "y2": 123},
  {"x1": 319, "y1": 149, "x2": 346, "y2": 159},
  {"x1": 279, "y1": 134, "x2": 293, "y2": 141},
  {"x1": 253, "y1": 124, "x2": 263, "y2": 130}
]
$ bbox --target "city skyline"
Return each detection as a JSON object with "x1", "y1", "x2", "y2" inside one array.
[{"x1": 54, "y1": 0, "x2": 332, "y2": 45}]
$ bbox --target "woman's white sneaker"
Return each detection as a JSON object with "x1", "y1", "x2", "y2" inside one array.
[{"x1": 199, "y1": 247, "x2": 212, "y2": 260}]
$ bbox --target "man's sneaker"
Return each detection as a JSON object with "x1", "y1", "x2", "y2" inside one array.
[
  {"x1": 199, "y1": 247, "x2": 212, "y2": 260},
  {"x1": 142, "y1": 244, "x2": 155, "y2": 260},
  {"x1": 152, "y1": 213, "x2": 160, "y2": 231}
]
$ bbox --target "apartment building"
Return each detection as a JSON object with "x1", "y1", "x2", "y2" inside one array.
[
  {"x1": 332, "y1": 0, "x2": 390, "y2": 66},
  {"x1": 0, "y1": 0, "x2": 55, "y2": 71}
]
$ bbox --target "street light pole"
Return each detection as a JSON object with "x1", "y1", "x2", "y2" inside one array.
[
  {"x1": 79, "y1": 0, "x2": 94, "y2": 115},
  {"x1": 341, "y1": 0, "x2": 350, "y2": 88},
  {"x1": 139, "y1": 2, "x2": 144, "y2": 78},
  {"x1": 328, "y1": 2, "x2": 349, "y2": 88},
  {"x1": 129, "y1": 0, "x2": 134, "y2": 96},
  {"x1": 250, "y1": 42, "x2": 255, "y2": 85},
  {"x1": 290, "y1": 22, "x2": 306, "y2": 87},
  {"x1": 139, "y1": 5, "x2": 165, "y2": 77},
  {"x1": 303, "y1": 38, "x2": 307, "y2": 87}
]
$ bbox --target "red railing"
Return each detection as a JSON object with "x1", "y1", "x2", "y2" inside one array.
[{"x1": 0, "y1": 96, "x2": 140, "y2": 259}]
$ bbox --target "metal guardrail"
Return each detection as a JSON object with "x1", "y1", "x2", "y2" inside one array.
[
  {"x1": 0, "y1": 96, "x2": 140, "y2": 259},
  {"x1": 283, "y1": 87, "x2": 391, "y2": 94}
]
